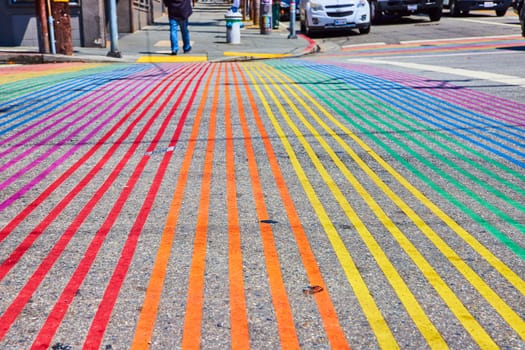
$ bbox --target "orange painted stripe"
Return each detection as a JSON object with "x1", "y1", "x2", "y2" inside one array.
[
  {"x1": 224, "y1": 64, "x2": 251, "y2": 349},
  {"x1": 180, "y1": 64, "x2": 222, "y2": 350},
  {"x1": 232, "y1": 64, "x2": 301, "y2": 349},
  {"x1": 234, "y1": 63, "x2": 350, "y2": 349},
  {"x1": 130, "y1": 63, "x2": 217, "y2": 349}
]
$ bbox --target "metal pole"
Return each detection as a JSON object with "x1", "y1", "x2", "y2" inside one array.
[
  {"x1": 35, "y1": 0, "x2": 50, "y2": 53},
  {"x1": 107, "y1": 0, "x2": 122, "y2": 58},
  {"x1": 46, "y1": 0, "x2": 57, "y2": 54},
  {"x1": 288, "y1": 0, "x2": 297, "y2": 38}
]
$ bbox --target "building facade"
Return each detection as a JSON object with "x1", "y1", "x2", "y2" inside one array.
[{"x1": 0, "y1": 0, "x2": 164, "y2": 48}]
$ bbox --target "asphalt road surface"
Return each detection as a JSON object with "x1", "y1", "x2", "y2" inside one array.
[{"x1": 0, "y1": 32, "x2": 524, "y2": 349}]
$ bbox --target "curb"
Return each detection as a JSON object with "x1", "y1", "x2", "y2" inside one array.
[
  {"x1": 0, "y1": 52, "x2": 130, "y2": 65},
  {"x1": 0, "y1": 33, "x2": 318, "y2": 65}
]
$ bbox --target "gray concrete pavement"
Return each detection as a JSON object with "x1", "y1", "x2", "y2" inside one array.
[
  {"x1": 0, "y1": 1, "x2": 317, "y2": 64},
  {"x1": 1, "y1": 28, "x2": 524, "y2": 349}
]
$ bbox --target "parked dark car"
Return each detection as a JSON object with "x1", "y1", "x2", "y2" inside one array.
[
  {"x1": 444, "y1": 0, "x2": 511, "y2": 17},
  {"x1": 513, "y1": 0, "x2": 525, "y2": 35},
  {"x1": 369, "y1": 0, "x2": 443, "y2": 23}
]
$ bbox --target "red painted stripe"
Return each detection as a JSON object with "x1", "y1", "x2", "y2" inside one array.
[
  {"x1": 0, "y1": 64, "x2": 199, "y2": 342},
  {"x1": 80, "y1": 63, "x2": 210, "y2": 350},
  {"x1": 30, "y1": 64, "x2": 209, "y2": 350}
]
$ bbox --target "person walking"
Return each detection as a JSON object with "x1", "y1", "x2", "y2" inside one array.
[{"x1": 163, "y1": 0, "x2": 193, "y2": 55}]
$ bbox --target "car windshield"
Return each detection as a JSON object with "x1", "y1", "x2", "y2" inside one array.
[{"x1": 280, "y1": 0, "x2": 301, "y2": 5}]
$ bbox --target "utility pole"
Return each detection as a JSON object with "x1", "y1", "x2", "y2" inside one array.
[
  {"x1": 35, "y1": 0, "x2": 50, "y2": 53},
  {"x1": 253, "y1": 0, "x2": 260, "y2": 25},
  {"x1": 107, "y1": 0, "x2": 121, "y2": 58}
]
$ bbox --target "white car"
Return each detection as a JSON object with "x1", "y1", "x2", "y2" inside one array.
[{"x1": 300, "y1": 0, "x2": 371, "y2": 36}]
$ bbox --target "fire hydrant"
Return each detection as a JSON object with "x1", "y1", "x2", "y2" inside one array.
[{"x1": 225, "y1": 10, "x2": 243, "y2": 44}]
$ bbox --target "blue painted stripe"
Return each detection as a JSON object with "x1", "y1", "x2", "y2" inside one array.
[
  {"x1": 306, "y1": 63, "x2": 525, "y2": 168},
  {"x1": 0, "y1": 65, "x2": 152, "y2": 136}
]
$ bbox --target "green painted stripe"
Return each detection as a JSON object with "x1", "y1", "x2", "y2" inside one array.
[
  {"x1": 0, "y1": 65, "x2": 126, "y2": 103},
  {"x1": 258, "y1": 62, "x2": 525, "y2": 342},
  {"x1": 269, "y1": 62, "x2": 524, "y2": 258},
  {"x1": 304, "y1": 65, "x2": 525, "y2": 227}
]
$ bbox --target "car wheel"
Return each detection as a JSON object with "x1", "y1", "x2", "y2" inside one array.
[
  {"x1": 359, "y1": 25, "x2": 371, "y2": 34},
  {"x1": 304, "y1": 15, "x2": 312, "y2": 36},
  {"x1": 370, "y1": 0, "x2": 383, "y2": 23},
  {"x1": 495, "y1": 7, "x2": 507, "y2": 16},
  {"x1": 449, "y1": 0, "x2": 460, "y2": 16},
  {"x1": 428, "y1": 6, "x2": 442, "y2": 21}
]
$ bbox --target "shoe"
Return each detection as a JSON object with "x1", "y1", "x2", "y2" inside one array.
[
  {"x1": 183, "y1": 46, "x2": 192, "y2": 54},
  {"x1": 171, "y1": 51, "x2": 178, "y2": 55}
]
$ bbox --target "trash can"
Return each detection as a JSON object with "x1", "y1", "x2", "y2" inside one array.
[{"x1": 225, "y1": 12, "x2": 243, "y2": 44}]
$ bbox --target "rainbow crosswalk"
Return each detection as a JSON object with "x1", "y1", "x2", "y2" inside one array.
[{"x1": 0, "y1": 55, "x2": 523, "y2": 349}]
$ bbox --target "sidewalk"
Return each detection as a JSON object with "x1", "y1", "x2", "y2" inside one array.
[{"x1": 0, "y1": 2, "x2": 317, "y2": 64}]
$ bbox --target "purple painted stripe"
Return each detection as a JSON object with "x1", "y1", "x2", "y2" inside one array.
[
  {"x1": 0, "y1": 67, "x2": 178, "y2": 211},
  {"x1": 0, "y1": 66, "x2": 162, "y2": 154},
  {"x1": 347, "y1": 64, "x2": 525, "y2": 126},
  {"x1": 0, "y1": 87, "x2": 130, "y2": 177}
]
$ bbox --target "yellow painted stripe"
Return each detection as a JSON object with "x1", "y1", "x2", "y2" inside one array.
[
  {"x1": 262, "y1": 64, "x2": 524, "y2": 343},
  {"x1": 260, "y1": 62, "x2": 497, "y2": 348},
  {"x1": 254, "y1": 63, "x2": 454, "y2": 348},
  {"x1": 244, "y1": 63, "x2": 400, "y2": 350},
  {"x1": 223, "y1": 52, "x2": 291, "y2": 59},
  {"x1": 234, "y1": 62, "x2": 351, "y2": 349},
  {"x1": 273, "y1": 63, "x2": 525, "y2": 296},
  {"x1": 136, "y1": 55, "x2": 207, "y2": 63}
]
